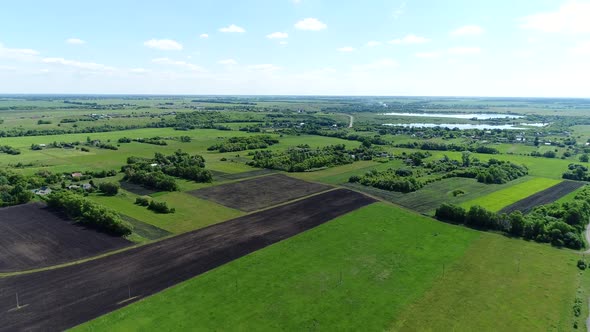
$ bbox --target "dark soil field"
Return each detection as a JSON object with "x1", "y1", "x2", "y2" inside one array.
[
  {"x1": 189, "y1": 174, "x2": 332, "y2": 211},
  {"x1": 119, "y1": 181, "x2": 159, "y2": 196},
  {"x1": 215, "y1": 169, "x2": 278, "y2": 181},
  {"x1": 0, "y1": 203, "x2": 131, "y2": 272},
  {"x1": 499, "y1": 181, "x2": 585, "y2": 214},
  {"x1": 0, "y1": 189, "x2": 375, "y2": 331}
]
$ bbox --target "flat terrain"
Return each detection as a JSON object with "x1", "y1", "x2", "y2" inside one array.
[
  {"x1": 345, "y1": 176, "x2": 533, "y2": 214},
  {"x1": 77, "y1": 203, "x2": 585, "y2": 331},
  {"x1": 499, "y1": 180, "x2": 585, "y2": 214},
  {"x1": 460, "y1": 177, "x2": 561, "y2": 211},
  {"x1": 0, "y1": 203, "x2": 131, "y2": 272},
  {"x1": 0, "y1": 189, "x2": 375, "y2": 331},
  {"x1": 189, "y1": 174, "x2": 332, "y2": 211}
]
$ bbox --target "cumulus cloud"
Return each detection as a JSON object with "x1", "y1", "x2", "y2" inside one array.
[
  {"x1": 267, "y1": 32, "x2": 288, "y2": 39},
  {"x1": 218, "y1": 59, "x2": 238, "y2": 65},
  {"x1": 42, "y1": 57, "x2": 114, "y2": 71},
  {"x1": 66, "y1": 38, "x2": 86, "y2": 45},
  {"x1": 248, "y1": 64, "x2": 280, "y2": 71},
  {"x1": 415, "y1": 51, "x2": 442, "y2": 59},
  {"x1": 199, "y1": 33, "x2": 209, "y2": 39},
  {"x1": 451, "y1": 25, "x2": 484, "y2": 36},
  {"x1": 152, "y1": 57, "x2": 204, "y2": 71},
  {"x1": 144, "y1": 39, "x2": 183, "y2": 51},
  {"x1": 388, "y1": 34, "x2": 430, "y2": 44},
  {"x1": 521, "y1": 1, "x2": 590, "y2": 34},
  {"x1": 219, "y1": 24, "x2": 246, "y2": 33},
  {"x1": 337, "y1": 46, "x2": 355, "y2": 52},
  {"x1": 447, "y1": 47, "x2": 481, "y2": 55},
  {"x1": 0, "y1": 42, "x2": 40, "y2": 61},
  {"x1": 295, "y1": 18, "x2": 327, "y2": 31},
  {"x1": 569, "y1": 41, "x2": 590, "y2": 55},
  {"x1": 366, "y1": 41, "x2": 382, "y2": 47}
]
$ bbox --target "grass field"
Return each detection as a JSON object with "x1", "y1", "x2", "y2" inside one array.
[
  {"x1": 74, "y1": 203, "x2": 586, "y2": 331},
  {"x1": 346, "y1": 176, "x2": 534, "y2": 214},
  {"x1": 460, "y1": 177, "x2": 561, "y2": 211},
  {"x1": 88, "y1": 190, "x2": 244, "y2": 234}
]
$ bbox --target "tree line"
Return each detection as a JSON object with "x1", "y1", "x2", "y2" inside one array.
[
  {"x1": 435, "y1": 188, "x2": 590, "y2": 250},
  {"x1": 208, "y1": 135, "x2": 279, "y2": 152}
]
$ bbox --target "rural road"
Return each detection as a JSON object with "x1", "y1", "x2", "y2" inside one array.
[
  {"x1": 347, "y1": 114, "x2": 354, "y2": 128},
  {"x1": 0, "y1": 189, "x2": 375, "y2": 331}
]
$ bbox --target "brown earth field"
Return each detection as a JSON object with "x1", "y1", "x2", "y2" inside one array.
[
  {"x1": 499, "y1": 180, "x2": 585, "y2": 214},
  {"x1": 0, "y1": 189, "x2": 375, "y2": 332},
  {"x1": 0, "y1": 203, "x2": 131, "y2": 273},
  {"x1": 214, "y1": 168, "x2": 277, "y2": 181},
  {"x1": 189, "y1": 173, "x2": 332, "y2": 211}
]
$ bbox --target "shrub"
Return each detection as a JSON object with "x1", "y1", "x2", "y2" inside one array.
[
  {"x1": 135, "y1": 196, "x2": 150, "y2": 206},
  {"x1": 435, "y1": 203, "x2": 466, "y2": 223},
  {"x1": 148, "y1": 200, "x2": 175, "y2": 214},
  {"x1": 452, "y1": 189, "x2": 465, "y2": 197},
  {"x1": 98, "y1": 182, "x2": 119, "y2": 196},
  {"x1": 577, "y1": 259, "x2": 587, "y2": 270}
]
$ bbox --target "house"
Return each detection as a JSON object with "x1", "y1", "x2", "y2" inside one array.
[
  {"x1": 38, "y1": 143, "x2": 46, "y2": 147},
  {"x1": 150, "y1": 163, "x2": 158, "y2": 167},
  {"x1": 82, "y1": 183, "x2": 92, "y2": 190},
  {"x1": 71, "y1": 172, "x2": 83, "y2": 178},
  {"x1": 68, "y1": 185, "x2": 80, "y2": 190},
  {"x1": 33, "y1": 187, "x2": 52, "y2": 196},
  {"x1": 515, "y1": 135, "x2": 526, "y2": 142}
]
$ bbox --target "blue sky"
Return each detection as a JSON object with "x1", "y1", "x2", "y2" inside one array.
[{"x1": 1, "y1": 0, "x2": 590, "y2": 96}]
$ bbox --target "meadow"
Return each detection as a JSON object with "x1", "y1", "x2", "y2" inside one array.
[{"x1": 74, "y1": 203, "x2": 587, "y2": 331}]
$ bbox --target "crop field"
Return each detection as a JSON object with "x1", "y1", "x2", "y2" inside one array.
[
  {"x1": 460, "y1": 177, "x2": 562, "y2": 211},
  {"x1": 499, "y1": 180, "x2": 585, "y2": 214},
  {"x1": 0, "y1": 189, "x2": 375, "y2": 331},
  {"x1": 189, "y1": 174, "x2": 332, "y2": 212},
  {"x1": 345, "y1": 176, "x2": 533, "y2": 214},
  {"x1": 0, "y1": 203, "x2": 131, "y2": 272},
  {"x1": 75, "y1": 203, "x2": 585, "y2": 331}
]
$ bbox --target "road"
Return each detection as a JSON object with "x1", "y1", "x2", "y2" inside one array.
[
  {"x1": 586, "y1": 222, "x2": 590, "y2": 254},
  {"x1": 347, "y1": 114, "x2": 354, "y2": 128},
  {"x1": 0, "y1": 189, "x2": 375, "y2": 331}
]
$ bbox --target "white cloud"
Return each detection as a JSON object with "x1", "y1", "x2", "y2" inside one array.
[
  {"x1": 66, "y1": 38, "x2": 86, "y2": 45},
  {"x1": 366, "y1": 41, "x2": 382, "y2": 47},
  {"x1": 144, "y1": 39, "x2": 183, "y2": 51},
  {"x1": 279, "y1": 41, "x2": 288, "y2": 45},
  {"x1": 219, "y1": 24, "x2": 246, "y2": 33},
  {"x1": 295, "y1": 18, "x2": 327, "y2": 31},
  {"x1": 447, "y1": 47, "x2": 481, "y2": 55},
  {"x1": 569, "y1": 41, "x2": 590, "y2": 55},
  {"x1": 130, "y1": 68, "x2": 149, "y2": 74},
  {"x1": 267, "y1": 32, "x2": 288, "y2": 39},
  {"x1": 218, "y1": 59, "x2": 238, "y2": 65},
  {"x1": 0, "y1": 42, "x2": 40, "y2": 61},
  {"x1": 199, "y1": 33, "x2": 209, "y2": 39},
  {"x1": 248, "y1": 64, "x2": 280, "y2": 71},
  {"x1": 416, "y1": 51, "x2": 442, "y2": 59},
  {"x1": 392, "y1": 2, "x2": 406, "y2": 19},
  {"x1": 451, "y1": 25, "x2": 484, "y2": 36},
  {"x1": 521, "y1": 1, "x2": 590, "y2": 34},
  {"x1": 42, "y1": 57, "x2": 114, "y2": 71},
  {"x1": 337, "y1": 46, "x2": 355, "y2": 52},
  {"x1": 152, "y1": 57, "x2": 204, "y2": 71},
  {"x1": 353, "y1": 58, "x2": 398, "y2": 71},
  {"x1": 388, "y1": 34, "x2": 430, "y2": 44}
]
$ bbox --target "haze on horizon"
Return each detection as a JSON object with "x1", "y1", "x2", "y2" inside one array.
[{"x1": 1, "y1": 0, "x2": 590, "y2": 97}]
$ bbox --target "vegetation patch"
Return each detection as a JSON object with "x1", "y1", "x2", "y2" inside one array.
[{"x1": 207, "y1": 135, "x2": 279, "y2": 152}]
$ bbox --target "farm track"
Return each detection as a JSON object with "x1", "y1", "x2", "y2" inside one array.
[
  {"x1": 498, "y1": 181, "x2": 584, "y2": 215},
  {"x1": 0, "y1": 189, "x2": 375, "y2": 331}
]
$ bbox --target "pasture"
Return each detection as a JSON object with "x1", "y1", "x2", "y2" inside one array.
[
  {"x1": 75, "y1": 203, "x2": 586, "y2": 331},
  {"x1": 499, "y1": 180, "x2": 585, "y2": 214},
  {"x1": 460, "y1": 177, "x2": 561, "y2": 211}
]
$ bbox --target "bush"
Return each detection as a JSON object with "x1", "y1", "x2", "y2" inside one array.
[
  {"x1": 577, "y1": 259, "x2": 587, "y2": 270},
  {"x1": 452, "y1": 189, "x2": 465, "y2": 197},
  {"x1": 435, "y1": 203, "x2": 466, "y2": 223},
  {"x1": 148, "y1": 200, "x2": 175, "y2": 214},
  {"x1": 135, "y1": 196, "x2": 150, "y2": 206},
  {"x1": 98, "y1": 182, "x2": 119, "y2": 196}
]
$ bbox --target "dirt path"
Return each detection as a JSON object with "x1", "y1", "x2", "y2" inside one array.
[
  {"x1": 0, "y1": 189, "x2": 375, "y2": 331},
  {"x1": 347, "y1": 114, "x2": 354, "y2": 128},
  {"x1": 585, "y1": 222, "x2": 590, "y2": 254}
]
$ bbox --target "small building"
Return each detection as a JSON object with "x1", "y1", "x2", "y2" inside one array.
[
  {"x1": 33, "y1": 187, "x2": 52, "y2": 196},
  {"x1": 71, "y1": 172, "x2": 83, "y2": 178},
  {"x1": 68, "y1": 185, "x2": 80, "y2": 190},
  {"x1": 82, "y1": 183, "x2": 92, "y2": 190}
]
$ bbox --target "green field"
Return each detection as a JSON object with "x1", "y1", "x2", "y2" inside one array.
[
  {"x1": 345, "y1": 176, "x2": 534, "y2": 214},
  {"x1": 74, "y1": 203, "x2": 586, "y2": 331},
  {"x1": 460, "y1": 177, "x2": 562, "y2": 211}
]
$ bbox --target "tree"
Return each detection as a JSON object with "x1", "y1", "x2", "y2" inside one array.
[
  {"x1": 580, "y1": 154, "x2": 589, "y2": 162},
  {"x1": 461, "y1": 151, "x2": 471, "y2": 167},
  {"x1": 534, "y1": 136, "x2": 540, "y2": 147},
  {"x1": 98, "y1": 182, "x2": 119, "y2": 196},
  {"x1": 508, "y1": 211, "x2": 525, "y2": 236}
]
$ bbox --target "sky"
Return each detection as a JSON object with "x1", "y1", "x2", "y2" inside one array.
[{"x1": 1, "y1": 0, "x2": 590, "y2": 97}]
